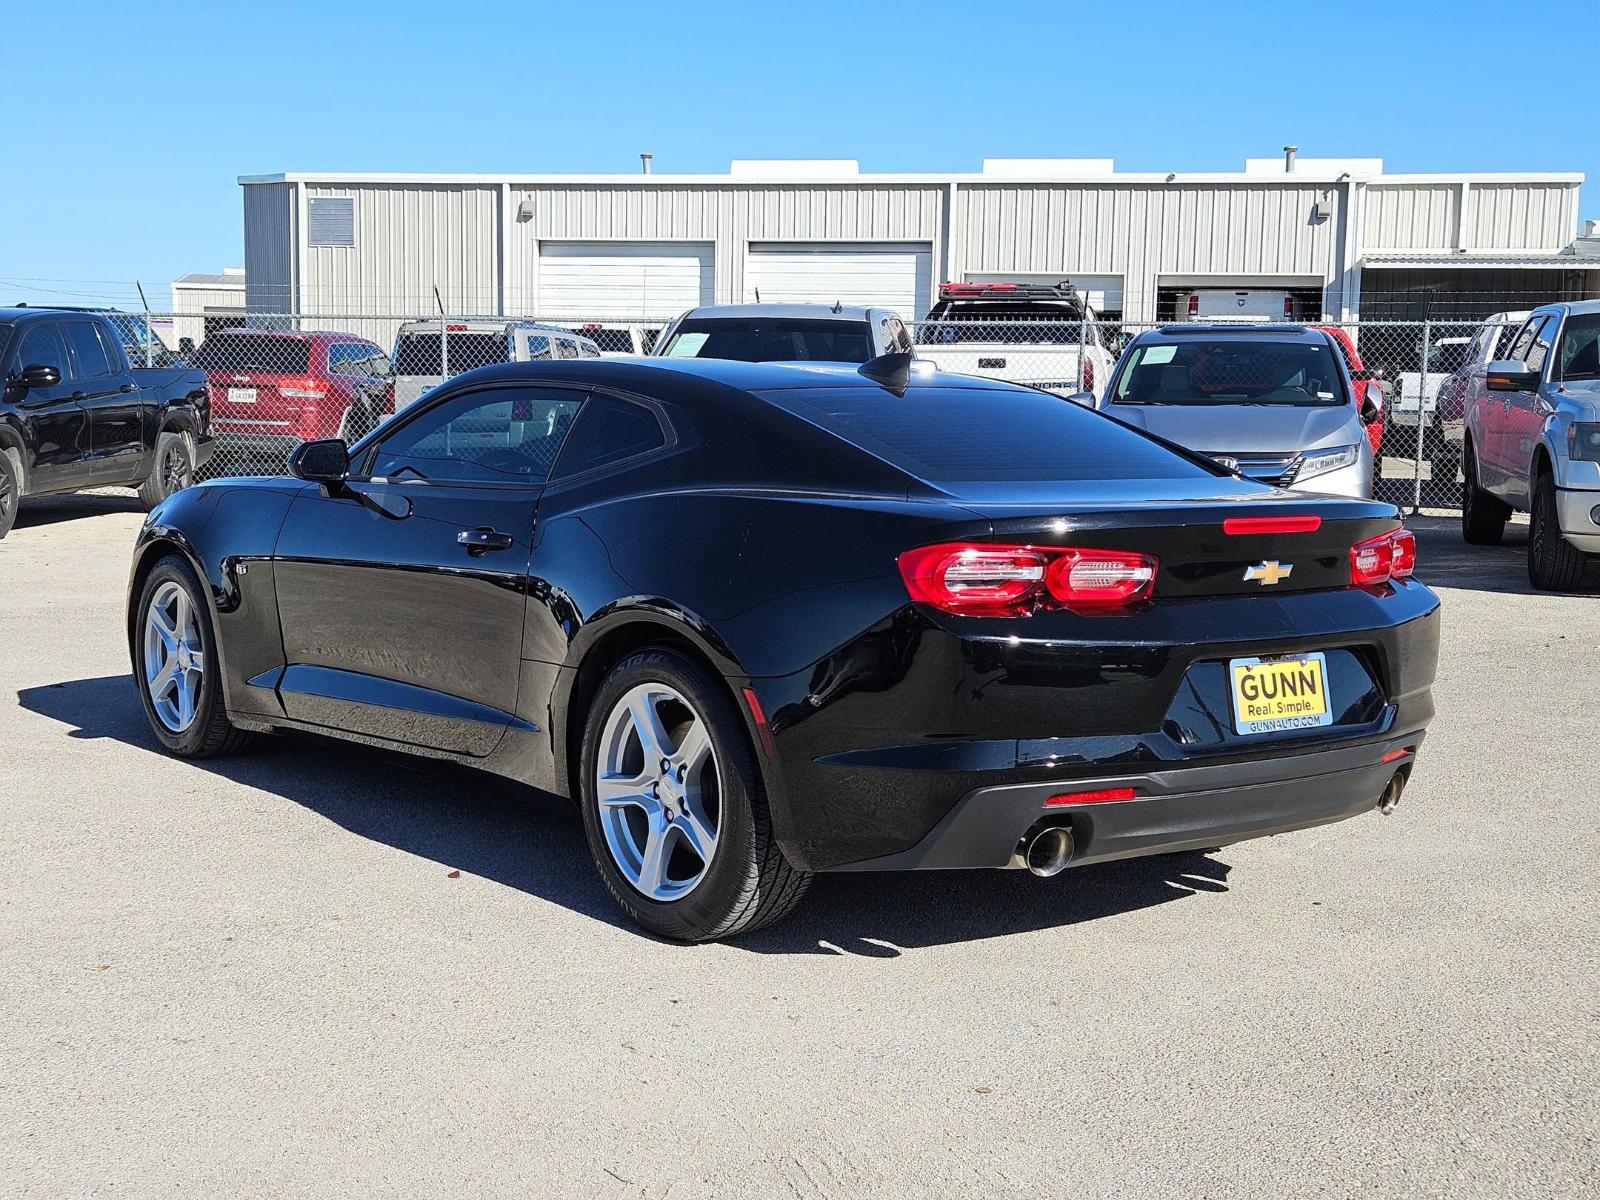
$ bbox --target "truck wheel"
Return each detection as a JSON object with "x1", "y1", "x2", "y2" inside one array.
[
  {"x1": 1461, "y1": 452, "x2": 1508, "y2": 546},
  {"x1": 1528, "y1": 471, "x2": 1591, "y2": 592},
  {"x1": 0, "y1": 448, "x2": 20, "y2": 540},
  {"x1": 578, "y1": 648, "x2": 811, "y2": 941},
  {"x1": 138, "y1": 432, "x2": 196, "y2": 510}
]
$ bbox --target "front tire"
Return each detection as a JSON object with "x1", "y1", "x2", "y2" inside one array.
[
  {"x1": 138, "y1": 431, "x2": 196, "y2": 510},
  {"x1": 578, "y1": 648, "x2": 810, "y2": 941},
  {"x1": 133, "y1": 556, "x2": 254, "y2": 757},
  {"x1": 1528, "y1": 471, "x2": 1591, "y2": 592},
  {"x1": 1461, "y1": 449, "x2": 1509, "y2": 545}
]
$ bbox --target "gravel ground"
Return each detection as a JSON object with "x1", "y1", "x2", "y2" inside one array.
[{"x1": 3, "y1": 496, "x2": 1596, "y2": 1199}]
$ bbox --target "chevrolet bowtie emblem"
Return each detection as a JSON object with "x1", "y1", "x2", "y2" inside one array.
[{"x1": 1244, "y1": 560, "x2": 1293, "y2": 586}]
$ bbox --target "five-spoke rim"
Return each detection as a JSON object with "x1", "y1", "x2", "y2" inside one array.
[
  {"x1": 162, "y1": 443, "x2": 192, "y2": 494},
  {"x1": 143, "y1": 581, "x2": 204, "y2": 733},
  {"x1": 595, "y1": 684, "x2": 720, "y2": 902}
]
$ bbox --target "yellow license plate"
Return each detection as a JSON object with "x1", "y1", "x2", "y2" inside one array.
[{"x1": 1230, "y1": 653, "x2": 1333, "y2": 735}]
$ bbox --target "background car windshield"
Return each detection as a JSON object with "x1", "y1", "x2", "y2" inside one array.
[
  {"x1": 392, "y1": 332, "x2": 509, "y2": 375},
  {"x1": 764, "y1": 385, "x2": 1212, "y2": 482},
  {"x1": 193, "y1": 333, "x2": 311, "y2": 374},
  {"x1": 659, "y1": 319, "x2": 873, "y2": 363},
  {"x1": 1111, "y1": 340, "x2": 1344, "y2": 407},
  {"x1": 1556, "y1": 313, "x2": 1600, "y2": 382}
]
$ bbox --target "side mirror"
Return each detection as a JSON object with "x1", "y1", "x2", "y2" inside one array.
[
  {"x1": 17, "y1": 363, "x2": 62, "y2": 389},
  {"x1": 288, "y1": 438, "x2": 350, "y2": 484},
  {"x1": 1066, "y1": 391, "x2": 1096, "y2": 407},
  {"x1": 1485, "y1": 360, "x2": 1539, "y2": 392},
  {"x1": 1360, "y1": 392, "x2": 1382, "y2": 424}
]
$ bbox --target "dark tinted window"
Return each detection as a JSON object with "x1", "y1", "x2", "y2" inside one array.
[
  {"x1": 1111, "y1": 338, "x2": 1344, "y2": 407},
  {"x1": 369, "y1": 386, "x2": 585, "y2": 484},
  {"x1": 14, "y1": 323, "x2": 71, "y2": 379},
  {"x1": 64, "y1": 321, "x2": 116, "y2": 378},
  {"x1": 392, "y1": 332, "x2": 508, "y2": 375},
  {"x1": 565, "y1": 326, "x2": 643, "y2": 354},
  {"x1": 193, "y1": 333, "x2": 311, "y2": 374},
  {"x1": 1524, "y1": 318, "x2": 1554, "y2": 376},
  {"x1": 919, "y1": 300, "x2": 1085, "y2": 344},
  {"x1": 764, "y1": 385, "x2": 1207, "y2": 482},
  {"x1": 660, "y1": 318, "x2": 874, "y2": 364},
  {"x1": 587, "y1": 401, "x2": 664, "y2": 468},
  {"x1": 328, "y1": 342, "x2": 389, "y2": 376},
  {"x1": 1556, "y1": 313, "x2": 1600, "y2": 382}
]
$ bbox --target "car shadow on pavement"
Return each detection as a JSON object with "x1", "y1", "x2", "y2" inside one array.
[
  {"x1": 1407, "y1": 516, "x2": 1600, "y2": 595},
  {"x1": 20, "y1": 674, "x2": 1233, "y2": 953}
]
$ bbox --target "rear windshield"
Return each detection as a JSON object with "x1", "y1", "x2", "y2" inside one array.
[
  {"x1": 393, "y1": 332, "x2": 509, "y2": 375},
  {"x1": 564, "y1": 326, "x2": 654, "y2": 354},
  {"x1": 763, "y1": 385, "x2": 1210, "y2": 482},
  {"x1": 919, "y1": 300, "x2": 1086, "y2": 344},
  {"x1": 659, "y1": 318, "x2": 874, "y2": 364},
  {"x1": 193, "y1": 332, "x2": 311, "y2": 375},
  {"x1": 1111, "y1": 339, "x2": 1345, "y2": 407}
]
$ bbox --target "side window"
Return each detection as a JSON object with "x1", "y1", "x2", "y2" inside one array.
[
  {"x1": 328, "y1": 342, "x2": 378, "y2": 376},
  {"x1": 525, "y1": 335, "x2": 551, "y2": 361},
  {"x1": 1493, "y1": 322, "x2": 1520, "y2": 361},
  {"x1": 553, "y1": 396, "x2": 669, "y2": 476},
  {"x1": 553, "y1": 338, "x2": 580, "y2": 360},
  {"x1": 13, "y1": 323, "x2": 72, "y2": 381},
  {"x1": 1524, "y1": 318, "x2": 1553, "y2": 377},
  {"x1": 640, "y1": 328, "x2": 660, "y2": 354},
  {"x1": 64, "y1": 321, "x2": 116, "y2": 379},
  {"x1": 1507, "y1": 318, "x2": 1543, "y2": 365},
  {"x1": 579, "y1": 341, "x2": 602, "y2": 359},
  {"x1": 367, "y1": 386, "x2": 587, "y2": 485}
]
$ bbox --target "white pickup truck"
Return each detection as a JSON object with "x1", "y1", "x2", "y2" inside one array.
[{"x1": 911, "y1": 282, "x2": 1116, "y2": 398}]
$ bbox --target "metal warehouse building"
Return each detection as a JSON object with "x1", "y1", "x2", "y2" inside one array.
[{"x1": 239, "y1": 155, "x2": 1597, "y2": 336}]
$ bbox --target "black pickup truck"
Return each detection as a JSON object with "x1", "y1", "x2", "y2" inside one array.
[{"x1": 0, "y1": 307, "x2": 213, "y2": 538}]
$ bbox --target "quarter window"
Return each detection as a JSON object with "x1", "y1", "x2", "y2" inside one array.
[
  {"x1": 1524, "y1": 318, "x2": 1553, "y2": 376},
  {"x1": 367, "y1": 386, "x2": 586, "y2": 485}
]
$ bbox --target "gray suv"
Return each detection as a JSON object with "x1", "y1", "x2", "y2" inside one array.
[
  {"x1": 1462, "y1": 300, "x2": 1600, "y2": 590},
  {"x1": 1096, "y1": 325, "x2": 1381, "y2": 499}
]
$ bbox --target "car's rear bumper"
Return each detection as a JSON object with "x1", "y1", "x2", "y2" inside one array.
[
  {"x1": 1556, "y1": 485, "x2": 1600, "y2": 552},
  {"x1": 211, "y1": 430, "x2": 300, "y2": 470},
  {"x1": 830, "y1": 735, "x2": 1422, "y2": 871}
]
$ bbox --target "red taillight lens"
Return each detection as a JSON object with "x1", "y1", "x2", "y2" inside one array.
[
  {"x1": 1187, "y1": 294, "x2": 1200, "y2": 317},
  {"x1": 1044, "y1": 786, "x2": 1136, "y2": 807},
  {"x1": 1351, "y1": 529, "x2": 1417, "y2": 587},
  {"x1": 1283, "y1": 295, "x2": 1295, "y2": 318},
  {"x1": 278, "y1": 377, "x2": 328, "y2": 400},
  {"x1": 897, "y1": 543, "x2": 1157, "y2": 615},
  {"x1": 1082, "y1": 357, "x2": 1094, "y2": 393}
]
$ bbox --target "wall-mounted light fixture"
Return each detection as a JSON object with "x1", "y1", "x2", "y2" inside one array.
[{"x1": 516, "y1": 199, "x2": 535, "y2": 223}]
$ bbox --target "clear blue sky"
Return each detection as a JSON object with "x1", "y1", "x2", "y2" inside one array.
[{"x1": 7, "y1": 0, "x2": 1596, "y2": 309}]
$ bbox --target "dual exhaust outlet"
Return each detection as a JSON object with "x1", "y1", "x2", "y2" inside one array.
[{"x1": 1015, "y1": 765, "x2": 1410, "y2": 877}]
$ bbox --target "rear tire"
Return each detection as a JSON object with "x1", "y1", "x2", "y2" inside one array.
[
  {"x1": 1461, "y1": 450, "x2": 1509, "y2": 545},
  {"x1": 132, "y1": 556, "x2": 255, "y2": 757},
  {"x1": 578, "y1": 648, "x2": 810, "y2": 941},
  {"x1": 0, "y1": 448, "x2": 20, "y2": 540},
  {"x1": 138, "y1": 431, "x2": 196, "y2": 510},
  {"x1": 1528, "y1": 471, "x2": 1591, "y2": 592}
]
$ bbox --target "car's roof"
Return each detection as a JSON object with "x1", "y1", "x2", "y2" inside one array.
[
  {"x1": 395, "y1": 319, "x2": 581, "y2": 334},
  {"x1": 1546, "y1": 299, "x2": 1600, "y2": 317},
  {"x1": 677, "y1": 303, "x2": 881, "y2": 321},
  {"x1": 204, "y1": 329, "x2": 376, "y2": 344},
  {"x1": 442, "y1": 355, "x2": 1021, "y2": 395},
  {"x1": 1144, "y1": 323, "x2": 1331, "y2": 344}
]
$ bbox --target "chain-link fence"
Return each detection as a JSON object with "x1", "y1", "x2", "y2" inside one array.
[{"x1": 92, "y1": 308, "x2": 1526, "y2": 513}]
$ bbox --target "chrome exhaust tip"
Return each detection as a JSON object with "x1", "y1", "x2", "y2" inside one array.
[
  {"x1": 1022, "y1": 825, "x2": 1075, "y2": 877},
  {"x1": 1377, "y1": 770, "x2": 1407, "y2": 816}
]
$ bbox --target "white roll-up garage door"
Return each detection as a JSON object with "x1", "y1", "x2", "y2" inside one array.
[
  {"x1": 745, "y1": 243, "x2": 933, "y2": 318},
  {"x1": 537, "y1": 242, "x2": 714, "y2": 320}
]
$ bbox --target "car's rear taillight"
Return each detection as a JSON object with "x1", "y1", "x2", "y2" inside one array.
[
  {"x1": 898, "y1": 542, "x2": 1157, "y2": 616},
  {"x1": 1187, "y1": 294, "x2": 1199, "y2": 317},
  {"x1": 1283, "y1": 295, "x2": 1295, "y2": 318},
  {"x1": 1351, "y1": 529, "x2": 1416, "y2": 588},
  {"x1": 279, "y1": 377, "x2": 328, "y2": 400},
  {"x1": 1081, "y1": 357, "x2": 1094, "y2": 393}
]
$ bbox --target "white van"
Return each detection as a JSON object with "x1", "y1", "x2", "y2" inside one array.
[
  {"x1": 391, "y1": 320, "x2": 600, "y2": 410},
  {"x1": 1174, "y1": 289, "x2": 1300, "y2": 324}
]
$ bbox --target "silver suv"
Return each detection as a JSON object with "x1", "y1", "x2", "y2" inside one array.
[
  {"x1": 1462, "y1": 300, "x2": 1600, "y2": 590},
  {"x1": 1097, "y1": 325, "x2": 1381, "y2": 498}
]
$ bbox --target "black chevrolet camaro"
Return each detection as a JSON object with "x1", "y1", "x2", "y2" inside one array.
[{"x1": 127, "y1": 355, "x2": 1440, "y2": 940}]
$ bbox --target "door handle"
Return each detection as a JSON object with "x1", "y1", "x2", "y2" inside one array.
[
  {"x1": 119, "y1": 383, "x2": 137, "y2": 394},
  {"x1": 458, "y1": 527, "x2": 515, "y2": 555}
]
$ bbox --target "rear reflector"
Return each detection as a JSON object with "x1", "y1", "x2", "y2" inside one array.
[
  {"x1": 1223, "y1": 515, "x2": 1323, "y2": 535},
  {"x1": 898, "y1": 542, "x2": 1157, "y2": 616},
  {"x1": 1044, "y1": 786, "x2": 1136, "y2": 807},
  {"x1": 741, "y1": 687, "x2": 776, "y2": 759},
  {"x1": 1380, "y1": 747, "x2": 1413, "y2": 764}
]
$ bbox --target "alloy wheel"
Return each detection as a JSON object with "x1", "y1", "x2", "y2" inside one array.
[
  {"x1": 143, "y1": 580, "x2": 205, "y2": 732},
  {"x1": 595, "y1": 684, "x2": 721, "y2": 902},
  {"x1": 163, "y1": 443, "x2": 193, "y2": 495}
]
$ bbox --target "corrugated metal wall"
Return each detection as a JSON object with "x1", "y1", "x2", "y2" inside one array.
[
  {"x1": 503, "y1": 184, "x2": 945, "y2": 311},
  {"x1": 1463, "y1": 184, "x2": 1575, "y2": 250},
  {"x1": 242, "y1": 183, "x2": 294, "y2": 312},
  {"x1": 1362, "y1": 185, "x2": 1459, "y2": 251},
  {"x1": 171, "y1": 286, "x2": 245, "y2": 347}
]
